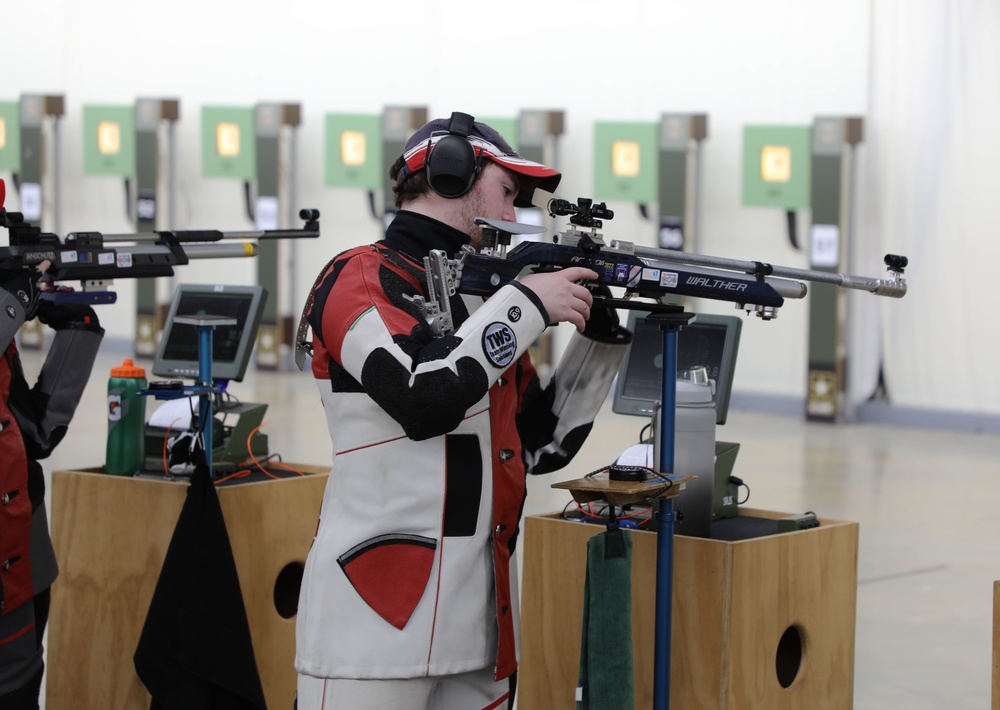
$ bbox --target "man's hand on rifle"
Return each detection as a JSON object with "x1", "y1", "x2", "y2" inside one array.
[
  {"x1": 0, "y1": 259, "x2": 48, "y2": 321},
  {"x1": 31, "y1": 260, "x2": 103, "y2": 333},
  {"x1": 519, "y1": 267, "x2": 597, "y2": 333}
]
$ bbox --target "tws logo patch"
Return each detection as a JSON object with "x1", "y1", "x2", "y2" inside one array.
[{"x1": 482, "y1": 322, "x2": 517, "y2": 368}]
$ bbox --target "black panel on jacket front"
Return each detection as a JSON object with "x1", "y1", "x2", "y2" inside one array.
[{"x1": 443, "y1": 433, "x2": 483, "y2": 537}]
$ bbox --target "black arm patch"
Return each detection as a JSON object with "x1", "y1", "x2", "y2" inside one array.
[
  {"x1": 378, "y1": 262, "x2": 427, "y2": 321},
  {"x1": 411, "y1": 332, "x2": 462, "y2": 366},
  {"x1": 361, "y1": 348, "x2": 489, "y2": 441}
]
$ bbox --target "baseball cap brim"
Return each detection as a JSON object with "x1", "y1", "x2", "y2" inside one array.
[{"x1": 399, "y1": 125, "x2": 561, "y2": 207}]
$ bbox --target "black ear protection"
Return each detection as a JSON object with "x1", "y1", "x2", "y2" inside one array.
[{"x1": 424, "y1": 112, "x2": 481, "y2": 199}]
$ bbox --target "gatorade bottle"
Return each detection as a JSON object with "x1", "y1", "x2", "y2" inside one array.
[{"x1": 105, "y1": 358, "x2": 147, "y2": 475}]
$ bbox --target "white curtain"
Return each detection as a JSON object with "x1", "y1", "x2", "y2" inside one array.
[{"x1": 857, "y1": 0, "x2": 1000, "y2": 414}]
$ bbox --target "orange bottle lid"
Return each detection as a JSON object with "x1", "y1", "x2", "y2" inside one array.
[{"x1": 111, "y1": 358, "x2": 146, "y2": 378}]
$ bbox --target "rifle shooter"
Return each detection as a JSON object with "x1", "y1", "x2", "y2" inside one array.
[
  {"x1": 0, "y1": 178, "x2": 320, "y2": 305},
  {"x1": 411, "y1": 196, "x2": 907, "y2": 336}
]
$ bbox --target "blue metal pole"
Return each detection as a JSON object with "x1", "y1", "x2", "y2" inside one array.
[
  {"x1": 653, "y1": 325, "x2": 679, "y2": 710},
  {"x1": 197, "y1": 324, "x2": 214, "y2": 472}
]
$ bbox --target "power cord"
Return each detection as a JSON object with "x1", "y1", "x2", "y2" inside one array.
[{"x1": 730, "y1": 475, "x2": 751, "y2": 505}]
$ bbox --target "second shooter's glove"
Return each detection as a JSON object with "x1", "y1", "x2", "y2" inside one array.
[{"x1": 0, "y1": 265, "x2": 44, "y2": 321}]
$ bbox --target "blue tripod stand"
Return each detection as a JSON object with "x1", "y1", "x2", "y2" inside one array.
[{"x1": 649, "y1": 308, "x2": 695, "y2": 710}]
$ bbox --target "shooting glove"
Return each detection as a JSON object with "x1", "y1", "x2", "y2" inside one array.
[
  {"x1": 0, "y1": 265, "x2": 43, "y2": 321},
  {"x1": 36, "y1": 299, "x2": 104, "y2": 334},
  {"x1": 583, "y1": 285, "x2": 632, "y2": 344}
]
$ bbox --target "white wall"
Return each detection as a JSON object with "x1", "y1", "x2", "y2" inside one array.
[{"x1": 11, "y1": 0, "x2": 979, "y2": 414}]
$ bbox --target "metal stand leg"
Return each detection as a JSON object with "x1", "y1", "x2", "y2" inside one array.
[
  {"x1": 653, "y1": 496, "x2": 676, "y2": 709},
  {"x1": 196, "y1": 324, "x2": 215, "y2": 472},
  {"x1": 651, "y1": 311, "x2": 693, "y2": 710}
]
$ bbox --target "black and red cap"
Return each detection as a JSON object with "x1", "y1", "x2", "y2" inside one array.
[{"x1": 395, "y1": 117, "x2": 561, "y2": 207}]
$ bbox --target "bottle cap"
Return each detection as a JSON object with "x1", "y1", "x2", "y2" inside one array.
[{"x1": 111, "y1": 358, "x2": 146, "y2": 378}]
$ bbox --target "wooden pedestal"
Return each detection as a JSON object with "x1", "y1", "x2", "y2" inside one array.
[
  {"x1": 46, "y1": 466, "x2": 329, "y2": 710},
  {"x1": 993, "y1": 581, "x2": 1000, "y2": 709},
  {"x1": 519, "y1": 509, "x2": 859, "y2": 710}
]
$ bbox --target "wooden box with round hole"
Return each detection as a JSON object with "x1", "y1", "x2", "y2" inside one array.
[
  {"x1": 519, "y1": 508, "x2": 859, "y2": 709},
  {"x1": 46, "y1": 466, "x2": 329, "y2": 710}
]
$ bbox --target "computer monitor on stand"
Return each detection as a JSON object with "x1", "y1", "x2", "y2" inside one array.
[
  {"x1": 612, "y1": 311, "x2": 742, "y2": 425},
  {"x1": 148, "y1": 284, "x2": 269, "y2": 474}
]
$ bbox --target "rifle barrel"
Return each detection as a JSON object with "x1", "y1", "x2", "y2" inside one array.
[
  {"x1": 110, "y1": 242, "x2": 257, "y2": 259},
  {"x1": 181, "y1": 243, "x2": 258, "y2": 259},
  {"x1": 631, "y1": 244, "x2": 906, "y2": 298},
  {"x1": 100, "y1": 228, "x2": 319, "y2": 243}
]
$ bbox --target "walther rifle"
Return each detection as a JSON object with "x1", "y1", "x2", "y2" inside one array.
[
  {"x1": 0, "y1": 178, "x2": 320, "y2": 305},
  {"x1": 409, "y1": 196, "x2": 907, "y2": 336}
]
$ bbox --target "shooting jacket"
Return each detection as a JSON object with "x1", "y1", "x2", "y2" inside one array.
[
  {"x1": 0, "y1": 287, "x2": 102, "y2": 693},
  {"x1": 295, "y1": 211, "x2": 628, "y2": 681}
]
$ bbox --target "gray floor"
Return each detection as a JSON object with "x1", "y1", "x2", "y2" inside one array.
[{"x1": 26, "y1": 345, "x2": 1000, "y2": 709}]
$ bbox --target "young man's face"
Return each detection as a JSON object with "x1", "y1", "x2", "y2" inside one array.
[{"x1": 462, "y1": 162, "x2": 520, "y2": 249}]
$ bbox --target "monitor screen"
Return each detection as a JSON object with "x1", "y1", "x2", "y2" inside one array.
[
  {"x1": 612, "y1": 311, "x2": 742, "y2": 425},
  {"x1": 152, "y1": 284, "x2": 267, "y2": 383}
]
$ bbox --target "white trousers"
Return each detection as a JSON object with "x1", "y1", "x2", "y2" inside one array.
[{"x1": 296, "y1": 667, "x2": 510, "y2": 710}]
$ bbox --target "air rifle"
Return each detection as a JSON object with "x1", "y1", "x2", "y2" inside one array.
[
  {"x1": 411, "y1": 196, "x2": 907, "y2": 336},
  {"x1": 0, "y1": 178, "x2": 320, "y2": 305}
]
